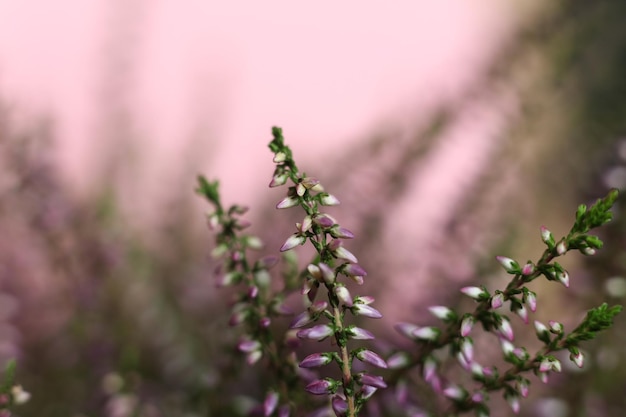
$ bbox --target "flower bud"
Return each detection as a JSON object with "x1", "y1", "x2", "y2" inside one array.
[
  {"x1": 306, "y1": 378, "x2": 337, "y2": 395},
  {"x1": 428, "y1": 306, "x2": 455, "y2": 321},
  {"x1": 273, "y1": 152, "x2": 287, "y2": 163},
  {"x1": 460, "y1": 338, "x2": 474, "y2": 363},
  {"x1": 297, "y1": 324, "x2": 334, "y2": 341},
  {"x1": 496, "y1": 256, "x2": 519, "y2": 273},
  {"x1": 460, "y1": 315, "x2": 475, "y2": 337},
  {"x1": 516, "y1": 378, "x2": 530, "y2": 398},
  {"x1": 320, "y1": 193, "x2": 340, "y2": 206},
  {"x1": 346, "y1": 325, "x2": 375, "y2": 340},
  {"x1": 280, "y1": 234, "x2": 306, "y2": 252},
  {"x1": 412, "y1": 327, "x2": 440, "y2": 341},
  {"x1": 490, "y1": 292, "x2": 504, "y2": 309},
  {"x1": 514, "y1": 304, "x2": 529, "y2": 324},
  {"x1": 443, "y1": 385, "x2": 466, "y2": 401},
  {"x1": 328, "y1": 240, "x2": 358, "y2": 263},
  {"x1": 386, "y1": 352, "x2": 410, "y2": 369},
  {"x1": 356, "y1": 373, "x2": 387, "y2": 389},
  {"x1": 329, "y1": 225, "x2": 355, "y2": 239},
  {"x1": 461, "y1": 286, "x2": 488, "y2": 300},
  {"x1": 276, "y1": 196, "x2": 300, "y2": 209},
  {"x1": 525, "y1": 290, "x2": 537, "y2": 312},
  {"x1": 264, "y1": 391, "x2": 279, "y2": 417},
  {"x1": 299, "y1": 353, "x2": 333, "y2": 368},
  {"x1": 313, "y1": 213, "x2": 336, "y2": 228},
  {"x1": 269, "y1": 173, "x2": 288, "y2": 187},
  {"x1": 355, "y1": 349, "x2": 388, "y2": 369},
  {"x1": 556, "y1": 240, "x2": 567, "y2": 255},
  {"x1": 506, "y1": 394, "x2": 520, "y2": 414},
  {"x1": 395, "y1": 322, "x2": 419, "y2": 339},
  {"x1": 534, "y1": 320, "x2": 550, "y2": 343},
  {"x1": 521, "y1": 262, "x2": 534, "y2": 276},
  {"x1": 334, "y1": 285, "x2": 353, "y2": 307},
  {"x1": 556, "y1": 270, "x2": 570, "y2": 288},
  {"x1": 497, "y1": 317, "x2": 514, "y2": 341},
  {"x1": 352, "y1": 304, "x2": 382, "y2": 319},
  {"x1": 570, "y1": 350, "x2": 584, "y2": 368},
  {"x1": 318, "y1": 262, "x2": 336, "y2": 285},
  {"x1": 331, "y1": 395, "x2": 348, "y2": 416},
  {"x1": 423, "y1": 356, "x2": 437, "y2": 382}
]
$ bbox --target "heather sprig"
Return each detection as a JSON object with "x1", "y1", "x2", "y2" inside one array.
[
  {"x1": 196, "y1": 176, "x2": 302, "y2": 416},
  {"x1": 269, "y1": 127, "x2": 386, "y2": 417},
  {"x1": 388, "y1": 189, "x2": 622, "y2": 416}
]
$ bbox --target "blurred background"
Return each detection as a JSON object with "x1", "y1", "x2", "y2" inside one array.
[{"x1": 0, "y1": 0, "x2": 625, "y2": 416}]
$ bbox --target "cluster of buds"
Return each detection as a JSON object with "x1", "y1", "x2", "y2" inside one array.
[
  {"x1": 385, "y1": 190, "x2": 621, "y2": 416},
  {"x1": 197, "y1": 176, "x2": 303, "y2": 416},
  {"x1": 269, "y1": 127, "x2": 386, "y2": 417}
]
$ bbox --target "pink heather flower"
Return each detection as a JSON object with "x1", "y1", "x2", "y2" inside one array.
[
  {"x1": 443, "y1": 385, "x2": 466, "y2": 401},
  {"x1": 264, "y1": 391, "x2": 279, "y2": 417},
  {"x1": 423, "y1": 357, "x2": 437, "y2": 382},
  {"x1": 346, "y1": 325, "x2": 375, "y2": 340},
  {"x1": 309, "y1": 300, "x2": 329, "y2": 314},
  {"x1": 299, "y1": 353, "x2": 333, "y2": 368},
  {"x1": 352, "y1": 304, "x2": 382, "y2": 319},
  {"x1": 354, "y1": 295, "x2": 374, "y2": 304},
  {"x1": 428, "y1": 306, "x2": 454, "y2": 320},
  {"x1": 517, "y1": 378, "x2": 530, "y2": 398},
  {"x1": 320, "y1": 193, "x2": 340, "y2": 206},
  {"x1": 357, "y1": 373, "x2": 387, "y2": 389},
  {"x1": 521, "y1": 262, "x2": 535, "y2": 276},
  {"x1": 318, "y1": 262, "x2": 336, "y2": 285},
  {"x1": 514, "y1": 305, "x2": 529, "y2": 324},
  {"x1": 557, "y1": 270, "x2": 570, "y2": 288},
  {"x1": 269, "y1": 173, "x2": 288, "y2": 187},
  {"x1": 491, "y1": 293, "x2": 504, "y2": 309},
  {"x1": 498, "y1": 317, "x2": 515, "y2": 341},
  {"x1": 534, "y1": 320, "x2": 549, "y2": 336},
  {"x1": 280, "y1": 234, "x2": 306, "y2": 252},
  {"x1": 570, "y1": 350, "x2": 584, "y2": 368},
  {"x1": 540, "y1": 225, "x2": 552, "y2": 243},
  {"x1": 549, "y1": 320, "x2": 564, "y2": 334},
  {"x1": 457, "y1": 352, "x2": 470, "y2": 371},
  {"x1": 496, "y1": 256, "x2": 518, "y2": 273},
  {"x1": 334, "y1": 285, "x2": 353, "y2": 307},
  {"x1": 296, "y1": 183, "x2": 307, "y2": 197},
  {"x1": 356, "y1": 349, "x2": 388, "y2": 369},
  {"x1": 500, "y1": 339, "x2": 515, "y2": 356},
  {"x1": 582, "y1": 247, "x2": 596, "y2": 256},
  {"x1": 276, "y1": 196, "x2": 300, "y2": 209},
  {"x1": 358, "y1": 385, "x2": 378, "y2": 400},
  {"x1": 386, "y1": 352, "x2": 410, "y2": 369},
  {"x1": 307, "y1": 264, "x2": 322, "y2": 280},
  {"x1": 238, "y1": 339, "x2": 261, "y2": 353},
  {"x1": 556, "y1": 240, "x2": 567, "y2": 255},
  {"x1": 298, "y1": 216, "x2": 313, "y2": 233},
  {"x1": 340, "y1": 263, "x2": 367, "y2": 284},
  {"x1": 460, "y1": 286, "x2": 487, "y2": 300},
  {"x1": 328, "y1": 240, "x2": 358, "y2": 263},
  {"x1": 297, "y1": 324, "x2": 334, "y2": 341},
  {"x1": 273, "y1": 152, "x2": 287, "y2": 163},
  {"x1": 538, "y1": 371, "x2": 549, "y2": 384},
  {"x1": 506, "y1": 394, "x2": 520, "y2": 414},
  {"x1": 470, "y1": 362, "x2": 484, "y2": 377},
  {"x1": 460, "y1": 338, "x2": 474, "y2": 363},
  {"x1": 460, "y1": 316, "x2": 475, "y2": 337},
  {"x1": 306, "y1": 379, "x2": 336, "y2": 395},
  {"x1": 471, "y1": 392, "x2": 484, "y2": 403},
  {"x1": 331, "y1": 395, "x2": 348, "y2": 416},
  {"x1": 539, "y1": 357, "x2": 562, "y2": 373},
  {"x1": 313, "y1": 213, "x2": 336, "y2": 228},
  {"x1": 259, "y1": 317, "x2": 271, "y2": 328},
  {"x1": 301, "y1": 177, "x2": 321, "y2": 189},
  {"x1": 330, "y1": 225, "x2": 355, "y2": 239},
  {"x1": 525, "y1": 291, "x2": 537, "y2": 312},
  {"x1": 395, "y1": 322, "x2": 419, "y2": 339},
  {"x1": 412, "y1": 327, "x2": 439, "y2": 341}
]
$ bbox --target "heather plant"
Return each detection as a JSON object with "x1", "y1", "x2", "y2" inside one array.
[{"x1": 197, "y1": 127, "x2": 622, "y2": 417}]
